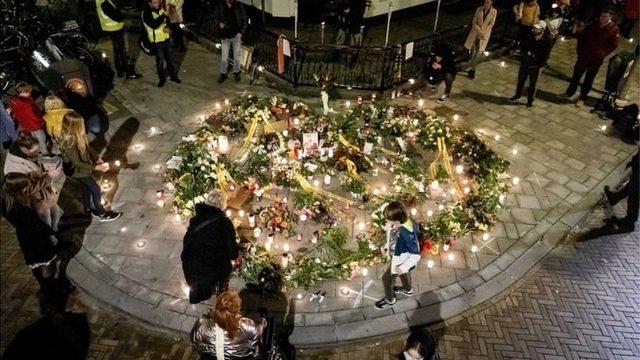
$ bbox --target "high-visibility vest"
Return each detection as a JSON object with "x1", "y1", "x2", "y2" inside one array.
[
  {"x1": 96, "y1": 0, "x2": 124, "y2": 32},
  {"x1": 144, "y1": 8, "x2": 170, "y2": 43}
]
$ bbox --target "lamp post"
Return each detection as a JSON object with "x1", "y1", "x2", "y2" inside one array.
[
  {"x1": 385, "y1": 1, "x2": 393, "y2": 47},
  {"x1": 433, "y1": 0, "x2": 442, "y2": 33}
]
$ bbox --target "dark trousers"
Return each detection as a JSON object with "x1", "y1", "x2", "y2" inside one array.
[
  {"x1": 515, "y1": 65, "x2": 541, "y2": 105},
  {"x1": 32, "y1": 262, "x2": 58, "y2": 297},
  {"x1": 609, "y1": 172, "x2": 639, "y2": 226},
  {"x1": 152, "y1": 40, "x2": 177, "y2": 80},
  {"x1": 566, "y1": 61, "x2": 600, "y2": 100},
  {"x1": 188, "y1": 279, "x2": 229, "y2": 304},
  {"x1": 382, "y1": 265, "x2": 412, "y2": 301},
  {"x1": 76, "y1": 177, "x2": 104, "y2": 212},
  {"x1": 169, "y1": 23, "x2": 185, "y2": 50},
  {"x1": 109, "y1": 30, "x2": 127, "y2": 74}
]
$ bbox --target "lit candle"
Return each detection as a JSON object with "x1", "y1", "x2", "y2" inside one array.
[
  {"x1": 155, "y1": 189, "x2": 164, "y2": 199},
  {"x1": 267, "y1": 233, "x2": 274, "y2": 243},
  {"x1": 133, "y1": 143, "x2": 143, "y2": 151},
  {"x1": 282, "y1": 197, "x2": 288, "y2": 204},
  {"x1": 224, "y1": 99, "x2": 230, "y2": 106},
  {"x1": 427, "y1": 259, "x2": 434, "y2": 268},
  {"x1": 248, "y1": 214, "x2": 256, "y2": 227},
  {"x1": 121, "y1": 227, "x2": 127, "y2": 233},
  {"x1": 410, "y1": 208, "x2": 418, "y2": 216},
  {"x1": 600, "y1": 125, "x2": 607, "y2": 132},
  {"x1": 471, "y1": 245, "x2": 478, "y2": 253},
  {"x1": 299, "y1": 213, "x2": 308, "y2": 222},
  {"x1": 157, "y1": 200, "x2": 165, "y2": 207},
  {"x1": 281, "y1": 254, "x2": 289, "y2": 268},
  {"x1": 417, "y1": 99, "x2": 424, "y2": 108},
  {"x1": 217, "y1": 135, "x2": 230, "y2": 154},
  {"x1": 296, "y1": 293, "x2": 303, "y2": 300},
  {"x1": 426, "y1": 209, "x2": 433, "y2": 217},
  {"x1": 324, "y1": 174, "x2": 331, "y2": 185},
  {"x1": 447, "y1": 253, "x2": 455, "y2": 261},
  {"x1": 136, "y1": 240, "x2": 146, "y2": 248},
  {"x1": 340, "y1": 287, "x2": 350, "y2": 296},
  {"x1": 225, "y1": 209, "x2": 232, "y2": 217},
  {"x1": 327, "y1": 147, "x2": 334, "y2": 158},
  {"x1": 174, "y1": 214, "x2": 182, "y2": 223},
  {"x1": 313, "y1": 179, "x2": 320, "y2": 187},
  {"x1": 215, "y1": 102, "x2": 221, "y2": 110},
  {"x1": 381, "y1": 185, "x2": 388, "y2": 193},
  {"x1": 358, "y1": 222, "x2": 365, "y2": 231},
  {"x1": 372, "y1": 167, "x2": 379, "y2": 177},
  {"x1": 452, "y1": 114, "x2": 460, "y2": 121},
  {"x1": 463, "y1": 186, "x2": 470, "y2": 194},
  {"x1": 253, "y1": 227, "x2": 262, "y2": 238},
  {"x1": 494, "y1": 134, "x2": 501, "y2": 141},
  {"x1": 265, "y1": 241, "x2": 272, "y2": 252},
  {"x1": 345, "y1": 100, "x2": 351, "y2": 108},
  {"x1": 284, "y1": 243, "x2": 290, "y2": 252},
  {"x1": 373, "y1": 188, "x2": 380, "y2": 196},
  {"x1": 362, "y1": 268, "x2": 368, "y2": 276},
  {"x1": 238, "y1": 210, "x2": 245, "y2": 218},
  {"x1": 511, "y1": 148, "x2": 518, "y2": 155},
  {"x1": 357, "y1": 96, "x2": 363, "y2": 105},
  {"x1": 482, "y1": 232, "x2": 490, "y2": 241},
  {"x1": 438, "y1": 204, "x2": 445, "y2": 211},
  {"x1": 442, "y1": 244, "x2": 450, "y2": 252},
  {"x1": 512, "y1": 177, "x2": 520, "y2": 186},
  {"x1": 293, "y1": 117, "x2": 300, "y2": 126},
  {"x1": 150, "y1": 126, "x2": 157, "y2": 135},
  {"x1": 455, "y1": 164, "x2": 464, "y2": 174},
  {"x1": 449, "y1": 188, "x2": 456, "y2": 196},
  {"x1": 114, "y1": 160, "x2": 121, "y2": 167},
  {"x1": 282, "y1": 130, "x2": 289, "y2": 137},
  {"x1": 430, "y1": 180, "x2": 440, "y2": 191},
  {"x1": 297, "y1": 234, "x2": 303, "y2": 241},
  {"x1": 311, "y1": 234, "x2": 318, "y2": 243},
  {"x1": 408, "y1": 78, "x2": 415, "y2": 85}
]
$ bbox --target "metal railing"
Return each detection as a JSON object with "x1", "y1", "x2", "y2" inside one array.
[{"x1": 193, "y1": 7, "x2": 518, "y2": 92}]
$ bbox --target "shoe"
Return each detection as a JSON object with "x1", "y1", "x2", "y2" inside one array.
[
  {"x1": 170, "y1": 76, "x2": 182, "y2": 84},
  {"x1": 429, "y1": 84, "x2": 438, "y2": 90},
  {"x1": 468, "y1": 70, "x2": 476, "y2": 79},
  {"x1": 126, "y1": 72, "x2": 143, "y2": 79},
  {"x1": 217, "y1": 74, "x2": 228, "y2": 83},
  {"x1": 117, "y1": 72, "x2": 126, "y2": 78},
  {"x1": 437, "y1": 95, "x2": 449, "y2": 103},
  {"x1": 526, "y1": 102, "x2": 533, "y2": 108},
  {"x1": 575, "y1": 99, "x2": 584, "y2": 107},
  {"x1": 510, "y1": 96, "x2": 521, "y2": 103},
  {"x1": 92, "y1": 210, "x2": 122, "y2": 222},
  {"x1": 393, "y1": 286, "x2": 414, "y2": 296},
  {"x1": 234, "y1": 72, "x2": 241, "y2": 81},
  {"x1": 374, "y1": 297, "x2": 396, "y2": 310},
  {"x1": 157, "y1": 78, "x2": 166, "y2": 87},
  {"x1": 603, "y1": 186, "x2": 615, "y2": 205}
]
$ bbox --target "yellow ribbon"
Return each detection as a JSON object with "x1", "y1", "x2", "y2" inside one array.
[
  {"x1": 235, "y1": 116, "x2": 260, "y2": 162},
  {"x1": 216, "y1": 164, "x2": 236, "y2": 191},
  {"x1": 339, "y1": 157, "x2": 361, "y2": 180},
  {"x1": 295, "y1": 174, "x2": 354, "y2": 205},
  {"x1": 428, "y1": 137, "x2": 464, "y2": 197},
  {"x1": 338, "y1": 134, "x2": 360, "y2": 152}
]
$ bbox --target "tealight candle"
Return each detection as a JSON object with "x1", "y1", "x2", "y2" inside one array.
[
  {"x1": 447, "y1": 253, "x2": 455, "y2": 261},
  {"x1": 238, "y1": 210, "x2": 245, "y2": 218},
  {"x1": 253, "y1": 227, "x2": 262, "y2": 238},
  {"x1": 157, "y1": 200, "x2": 165, "y2": 207},
  {"x1": 267, "y1": 233, "x2": 274, "y2": 243},
  {"x1": 281, "y1": 254, "x2": 289, "y2": 268},
  {"x1": 313, "y1": 179, "x2": 320, "y2": 187},
  {"x1": 455, "y1": 164, "x2": 464, "y2": 174},
  {"x1": 463, "y1": 186, "x2": 470, "y2": 194},
  {"x1": 217, "y1": 135, "x2": 230, "y2": 154},
  {"x1": 512, "y1": 177, "x2": 520, "y2": 186},
  {"x1": 438, "y1": 204, "x2": 445, "y2": 211},
  {"x1": 426, "y1": 209, "x2": 434, "y2": 217},
  {"x1": 311, "y1": 234, "x2": 318, "y2": 243},
  {"x1": 482, "y1": 232, "x2": 490, "y2": 241},
  {"x1": 264, "y1": 241, "x2": 272, "y2": 252},
  {"x1": 136, "y1": 240, "x2": 146, "y2": 248},
  {"x1": 293, "y1": 117, "x2": 300, "y2": 126},
  {"x1": 442, "y1": 244, "x2": 450, "y2": 252},
  {"x1": 324, "y1": 174, "x2": 331, "y2": 185},
  {"x1": 327, "y1": 147, "x2": 334, "y2": 158},
  {"x1": 471, "y1": 245, "x2": 478, "y2": 253},
  {"x1": 299, "y1": 213, "x2": 308, "y2": 222},
  {"x1": 248, "y1": 214, "x2": 256, "y2": 227},
  {"x1": 284, "y1": 243, "x2": 290, "y2": 252},
  {"x1": 155, "y1": 189, "x2": 164, "y2": 199},
  {"x1": 362, "y1": 268, "x2": 368, "y2": 276},
  {"x1": 410, "y1": 208, "x2": 418, "y2": 216},
  {"x1": 427, "y1": 260, "x2": 434, "y2": 268},
  {"x1": 511, "y1": 148, "x2": 518, "y2": 155},
  {"x1": 114, "y1": 160, "x2": 121, "y2": 167},
  {"x1": 345, "y1": 100, "x2": 351, "y2": 108},
  {"x1": 417, "y1": 99, "x2": 424, "y2": 108},
  {"x1": 358, "y1": 222, "x2": 365, "y2": 231},
  {"x1": 225, "y1": 209, "x2": 232, "y2": 217},
  {"x1": 340, "y1": 287, "x2": 350, "y2": 296}
]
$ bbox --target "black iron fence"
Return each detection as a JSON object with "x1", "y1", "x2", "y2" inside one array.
[{"x1": 193, "y1": 8, "x2": 518, "y2": 92}]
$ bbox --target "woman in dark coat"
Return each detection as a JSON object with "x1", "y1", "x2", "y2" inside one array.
[
  {"x1": 181, "y1": 191, "x2": 239, "y2": 304},
  {"x1": 1, "y1": 172, "x2": 59, "y2": 296}
]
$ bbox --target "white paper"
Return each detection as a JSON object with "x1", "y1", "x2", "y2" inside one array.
[
  {"x1": 405, "y1": 41, "x2": 414, "y2": 60},
  {"x1": 363, "y1": 142, "x2": 373, "y2": 155},
  {"x1": 282, "y1": 39, "x2": 291, "y2": 57},
  {"x1": 396, "y1": 137, "x2": 407, "y2": 152},
  {"x1": 166, "y1": 156, "x2": 183, "y2": 170},
  {"x1": 304, "y1": 163, "x2": 318, "y2": 172}
]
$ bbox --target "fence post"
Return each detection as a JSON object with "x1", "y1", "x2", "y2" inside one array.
[
  {"x1": 293, "y1": 45, "x2": 299, "y2": 88},
  {"x1": 380, "y1": 48, "x2": 387, "y2": 93}
]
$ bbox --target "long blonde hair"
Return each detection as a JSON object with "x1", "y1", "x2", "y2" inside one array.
[
  {"x1": 60, "y1": 111, "x2": 91, "y2": 162},
  {"x1": 44, "y1": 95, "x2": 67, "y2": 112}
]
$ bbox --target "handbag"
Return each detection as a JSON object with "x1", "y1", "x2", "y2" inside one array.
[{"x1": 62, "y1": 161, "x2": 75, "y2": 177}]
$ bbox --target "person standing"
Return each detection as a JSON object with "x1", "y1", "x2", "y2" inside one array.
[
  {"x1": 1, "y1": 102, "x2": 18, "y2": 150},
  {"x1": 603, "y1": 151, "x2": 639, "y2": 233},
  {"x1": 215, "y1": 0, "x2": 247, "y2": 83},
  {"x1": 621, "y1": 0, "x2": 639, "y2": 39},
  {"x1": 565, "y1": 8, "x2": 619, "y2": 107},
  {"x1": 167, "y1": 0, "x2": 186, "y2": 52},
  {"x1": 375, "y1": 201, "x2": 422, "y2": 310},
  {"x1": 336, "y1": 3, "x2": 352, "y2": 46},
  {"x1": 9, "y1": 82, "x2": 49, "y2": 155},
  {"x1": 62, "y1": 79, "x2": 108, "y2": 139},
  {"x1": 1, "y1": 173, "x2": 59, "y2": 298},
  {"x1": 181, "y1": 191, "x2": 239, "y2": 304},
  {"x1": 58, "y1": 111, "x2": 122, "y2": 221},
  {"x1": 143, "y1": 0, "x2": 182, "y2": 87},
  {"x1": 464, "y1": 0, "x2": 497, "y2": 79},
  {"x1": 95, "y1": 0, "x2": 142, "y2": 79},
  {"x1": 513, "y1": 0, "x2": 540, "y2": 46},
  {"x1": 510, "y1": 21, "x2": 552, "y2": 108}
]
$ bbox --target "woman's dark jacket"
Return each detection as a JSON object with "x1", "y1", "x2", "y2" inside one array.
[
  {"x1": 1, "y1": 197, "x2": 56, "y2": 266},
  {"x1": 181, "y1": 203, "x2": 239, "y2": 287}
]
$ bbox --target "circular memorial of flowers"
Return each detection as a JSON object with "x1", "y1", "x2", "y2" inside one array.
[{"x1": 164, "y1": 96, "x2": 510, "y2": 291}]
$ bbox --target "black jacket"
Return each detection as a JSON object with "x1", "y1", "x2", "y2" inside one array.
[
  {"x1": 181, "y1": 204, "x2": 239, "y2": 287},
  {"x1": 1, "y1": 197, "x2": 56, "y2": 266},
  {"x1": 215, "y1": 1, "x2": 247, "y2": 38},
  {"x1": 143, "y1": 6, "x2": 168, "y2": 30},
  {"x1": 425, "y1": 44, "x2": 456, "y2": 83},
  {"x1": 520, "y1": 32, "x2": 552, "y2": 68},
  {"x1": 101, "y1": 0, "x2": 124, "y2": 22}
]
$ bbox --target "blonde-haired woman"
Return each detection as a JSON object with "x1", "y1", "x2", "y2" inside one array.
[
  {"x1": 191, "y1": 290, "x2": 266, "y2": 359},
  {"x1": 43, "y1": 95, "x2": 70, "y2": 143},
  {"x1": 59, "y1": 111, "x2": 121, "y2": 222}
]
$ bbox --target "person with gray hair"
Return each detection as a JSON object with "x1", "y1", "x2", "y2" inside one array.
[{"x1": 181, "y1": 190, "x2": 239, "y2": 304}]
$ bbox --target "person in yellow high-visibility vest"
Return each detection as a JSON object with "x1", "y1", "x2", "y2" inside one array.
[
  {"x1": 96, "y1": 0, "x2": 142, "y2": 79},
  {"x1": 143, "y1": 0, "x2": 182, "y2": 87}
]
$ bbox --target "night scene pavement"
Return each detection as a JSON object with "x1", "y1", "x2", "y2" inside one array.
[{"x1": 2, "y1": 15, "x2": 640, "y2": 360}]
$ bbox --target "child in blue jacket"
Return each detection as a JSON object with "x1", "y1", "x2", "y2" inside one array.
[{"x1": 376, "y1": 201, "x2": 422, "y2": 310}]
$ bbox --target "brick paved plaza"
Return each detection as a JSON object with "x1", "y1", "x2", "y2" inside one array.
[{"x1": 1, "y1": 22, "x2": 639, "y2": 359}]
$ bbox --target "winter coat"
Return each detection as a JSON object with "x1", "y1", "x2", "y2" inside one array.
[
  {"x1": 520, "y1": 32, "x2": 553, "y2": 68},
  {"x1": 576, "y1": 21, "x2": 619, "y2": 68},
  {"x1": 59, "y1": 144, "x2": 94, "y2": 179},
  {"x1": 215, "y1": 1, "x2": 247, "y2": 39},
  {"x1": 191, "y1": 315, "x2": 265, "y2": 359},
  {"x1": 1, "y1": 197, "x2": 56, "y2": 267},
  {"x1": 3, "y1": 145, "x2": 44, "y2": 175},
  {"x1": 464, "y1": 5, "x2": 497, "y2": 52},
  {"x1": 1, "y1": 102, "x2": 18, "y2": 145},
  {"x1": 514, "y1": 1, "x2": 540, "y2": 27},
  {"x1": 9, "y1": 96, "x2": 45, "y2": 132},
  {"x1": 181, "y1": 204, "x2": 239, "y2": 288}
]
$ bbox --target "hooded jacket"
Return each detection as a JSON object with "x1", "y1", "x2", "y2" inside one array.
[{"x1": 181, "y1": 203, "x2": 239, "y2": 287}]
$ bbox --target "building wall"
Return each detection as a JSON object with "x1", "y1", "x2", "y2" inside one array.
[{"x1": 238, "y1": 0, "x2": 435, "y2": 18}]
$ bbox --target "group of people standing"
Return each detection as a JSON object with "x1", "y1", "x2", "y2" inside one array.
[
  {"x1": 423, "y1": 0, "x2": 624, "y2": 109},
  {"x1": 1, "y1": 79, "x2": 123, "y2": 299}
]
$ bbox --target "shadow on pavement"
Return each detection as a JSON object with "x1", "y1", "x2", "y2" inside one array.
[{"x1": 461, "y1": 89, "x2": 509, "y2": 105}]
